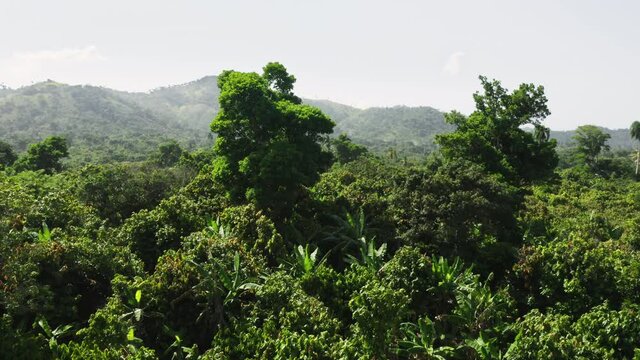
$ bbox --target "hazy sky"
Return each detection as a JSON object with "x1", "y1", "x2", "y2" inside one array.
[{"x1": 1, "y1": 0, "x2": 638, "y2": 130}]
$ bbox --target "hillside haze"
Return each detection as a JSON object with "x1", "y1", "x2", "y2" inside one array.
[{"x1": 0, "y1": 77, "x2": 634, "y2": 165}]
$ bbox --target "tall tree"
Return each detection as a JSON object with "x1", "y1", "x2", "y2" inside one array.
[
  {"x1": 331, "y1": 133, "x2": 368, "y2": 164},
  {"x1": 0, "y1": 140, "x2": 17, "y2": 169},
  {"x1": 573, "y1": 125, "x2": 610, "y2": 168},
  {"x1": 436, "y1": 76, "x2": 558, "y2": 185},
  {"x1": 14, "y1": 136, "x2": 69, "y2": 174},
  {"x1": 154, "y1": 140, "x2": 184, "y2": 167},
  {"x1": 630, "y1": 121, "x2": 640, "y2": 175},
  {"x1": 211, "y1": 62, "x2": 334, "y2": 218}
]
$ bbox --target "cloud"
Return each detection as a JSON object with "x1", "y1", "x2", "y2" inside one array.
[
  {"x1": 443, "y1": 51, "x2": 465, "y2": 76},
  {"x1": 0, "y1": 46, "x2": 106, "y2": 87}
]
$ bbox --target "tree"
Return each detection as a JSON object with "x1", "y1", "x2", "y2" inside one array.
[
  {"x1": 331, "y1": 134, "x2": 368, "y2": 164},
  {"x1": 573, "y1": 125, "x2": 610, "y2": 168},
  {"x1": 436, "y1": 76, "x2": 558, "y2": 185},
  {"x1": 154, "y1": 140, "x2": 184, "y2": 167},
  {"x1": 210, "y1": 62, "x2": 334, "y2": 218},
  {"x1": 14, "y1": 136, "x2": 69, "y2": 174},
  {"x1": 0, "y1": 140, "x2": 17, "y2": 169},
  {"x1": 630, "y1": 121, "x2": 640, "y2": 175}
]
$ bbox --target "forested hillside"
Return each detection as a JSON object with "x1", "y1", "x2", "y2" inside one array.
[
  {"x1": 1, "y1": 76, "x2": 635, "y2": 168},
  {"x1": 2, "y1": 63, "x2": 640, "y2": 359},
  {"x1": 306, "y1": 100, "x2": 453, "y2": 156},
  {"x1": 123, "y1": 76, "x2": 220, "y2": 131},
  {"x1": 0, "y1": 81, "x2": 212, "y2": 166}
]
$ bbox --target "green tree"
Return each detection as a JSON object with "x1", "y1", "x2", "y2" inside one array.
[
  {"x1": 331, "y1": 134, "x2": 368, "y2": 164},
  {"x1": 210, "y1": 62, "x2": 334, "y2": 218},
  {"x1": 15, "y1": 136, "x2": 69, "y2": 174},
  {"x1": 154, "y1": 140, "x2": 184, "y2": 167},
  {"x1": 573, "y1": 125, "x2": 610, "y2": 168},
  {"x1": 436, "y1": 76, "x2": 558, "y2": 185},
  {"x1": 0, "y1": 140, "x2": 17, "y2": 169},
  {"x1": 630, "y1": 121, "x2": 640, "y2": 175}
]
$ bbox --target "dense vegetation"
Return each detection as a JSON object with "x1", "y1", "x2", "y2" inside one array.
[{"x1": 2, "y1": 63, "x2": 640, "y2": 359}]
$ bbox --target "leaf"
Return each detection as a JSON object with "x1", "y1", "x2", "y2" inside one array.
[
  {"x1": 52, "y1": 324, "x2": 73, "y2": 337},
  {"x1": 233, "y1": 252, "x2": 240, "y2": 273},
  {"x1": 135, "y1": 289, "x2": 142, "y2": 304},
  {"x1": 127, "y1": 328, "x2": 136, "y2": 341},
  {"x1": 37, "y1": 319, "x2": 53, "y2": 338},
  {"x1": 238, "y1": 282, "x2": 260, "y2": 291},
  {"x1": 216, "y1": 263, "x2": 233, "y2": 290}
]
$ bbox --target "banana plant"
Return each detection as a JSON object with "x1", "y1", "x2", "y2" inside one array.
[
  {"x1": 397, "y1": 316, "x2": 456, "y2": 360},
  {"x1": 205, "y1": 217, "x2": 234, "y2": 239},
  {"x1": 163, "y1": 326, "x2": 199, "y2": 360},
  {"x1": 125, "y1": 327, "x2": 146, "y2": 356},
  {"x1": 452, "y1": 277, "x2": 502, "y2": 336},
  {"x1": 216, "y1": 252, "x2": 260, "y2": 306},
  {"x1": 287, "y1": 244, "x2": 329, "y2": 276},
  {"x1": 345, "y1": 236, "x2": 387, "y2": 270},
  {"x1": 189, "y1": 251, "x2": 260, "y2": 327},
  {"x1": 35, "y1": 222, "x2": 52, "y2": 243},
  {"x1": 120, "y1": 289, "x2": 145, "y2": 323},
  {"x1": 36, "y1": 318, "x2": 73, "y2": 358},
  {"x1": 296, "y1": 244, "x2": 318, "y2": 273},
  {"x1": 464, "y1": 332, "x2": 502, "y2": 360},
  {"x1": 324, "y1": 208, "x2": 368, "y2": 253},
  {"x1": 429, "y1": 256, "x2": 476, "y2": 314}
]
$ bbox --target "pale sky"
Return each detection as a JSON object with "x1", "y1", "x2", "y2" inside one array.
[{"x1": 1, "y1": 0, "x2": 638, "y2": 130}]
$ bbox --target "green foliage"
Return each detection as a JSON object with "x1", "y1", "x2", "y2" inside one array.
[
  {"x1": 5, "y1": 72, "x2": 640, "y2": 359},
  {"x1": 211, "y1": 63, "x2": 334, "y2": 217},
  {"x1": 0, "y1": 139, "x2": 17, "y2": 168},
  {"x1": 331, "y1": 133, "x2": 368, "y2": 164},
  {"x1": 513, "y1": 236, "x2": 640, "y2": 315},
  {"x1": 380, "y1": 247, "x2": 433, "y2": 314},
  {"x1": 437, "y1": 76, "x2": 558, "y2": 185},
  {"x1": 2, "y1": 234, "x2": 141, "y2": 330},
  {"x1": 210, "y1": 272, "x2": 341, "y2": 359},
  {"x1": 506, "y1": 303, "x2": 640, "y2": 359},
  {"x1": 154, "y1": 140, "x2": 184, "y2": 167},
  {"x1": 290, "y1": 244, "x2": 323, "y2": 275},
  {"x1": 345, "y1": 236, "x2": 387, "y2": 270},
  {"x1": 397, "y1": 316, "x2": 456, "y2": 359},
  {"x1": 14, "y1": 136, "x2": 69, "y2": 174},
  {"x1": 311, "y1": 157, "x2": 398, "y2": 245},
  {"x1": 573, "y1": 124, "x2": 611, "y2": 167},
  {"x1": 349, "y1": 277, "x2": 410, "y2": 357},
  {"x1": 69, "y1": 162, "x2": 194, "y2": 225},
  {"x1": 391, "y1": 158, "x2": 521, "y2": 273},
  {"x1": 115, "y1": 169, "x2": 228, "y2": 268}
]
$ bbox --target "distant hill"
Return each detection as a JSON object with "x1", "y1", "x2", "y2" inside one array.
[
  {"x1": 0, "y1": 80, "x2": 214, "y2": 165},
  {"x1": 0, "y1": 77, "x2": 634, "y2": 166},
  {"x1": 123, "y1": 76, "x2": 220, "y2": 131},
  {"x1": 305, "y1": 100, "x2": 452, "y2": 156}
]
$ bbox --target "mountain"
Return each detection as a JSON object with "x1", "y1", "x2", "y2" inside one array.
[
  {"x1": 0, "y1": 77, "x2": 634, "y2": 166},
  {"x1": 0, "y1": 80, "x2": 214, "y2": 165},
  {"x1": 123, "y1": 76, "x2": 220, "y2": 131},
  {"x1": 305, "y1": 99, "x2": 452, "y2": 156}
]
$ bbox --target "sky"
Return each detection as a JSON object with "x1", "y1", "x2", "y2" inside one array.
[{"x1": 1, "y1": 0, "x2": 638, "y2": 130}]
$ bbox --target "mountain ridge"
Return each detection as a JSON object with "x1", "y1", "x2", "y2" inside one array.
[{"x1": 0, "y1": 77, "x2": 635, "y2": 165}]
